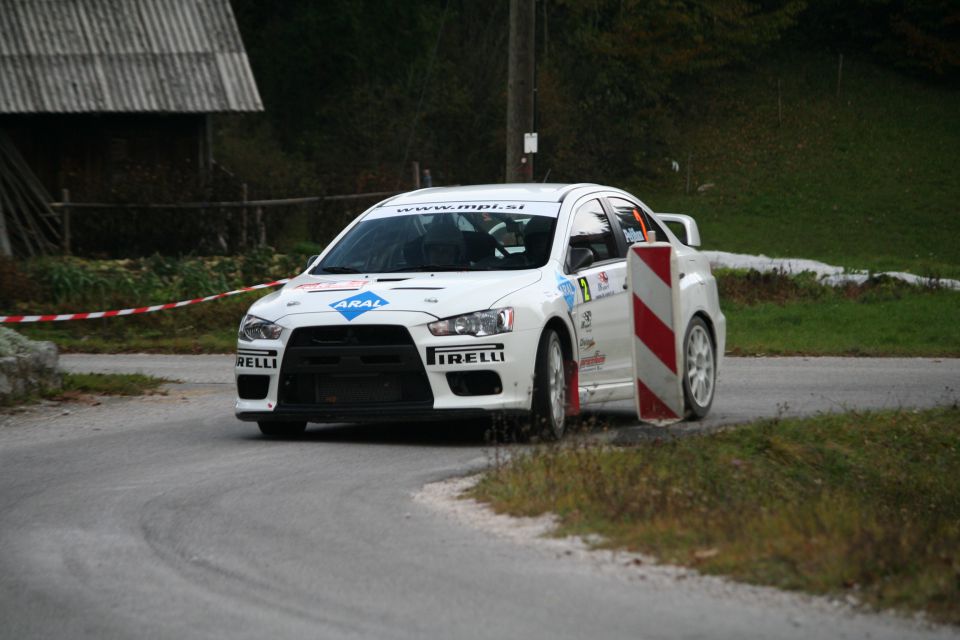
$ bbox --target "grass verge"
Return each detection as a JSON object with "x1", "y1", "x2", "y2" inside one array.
[
  {"x1": 471, "y1": 406, "x2": 960, "y2": 624},
  {"x1": 717, "y1": 270, "x2": 960, "y2": 356},
  {"x1": 56, "y1": 372, "x2": 173, "y2": 397},
  {"x1": 3, "y1": 372, "x2": 172, "y2": 407}
]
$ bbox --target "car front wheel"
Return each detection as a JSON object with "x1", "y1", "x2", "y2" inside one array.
[
  {"x1": 258, "y1": 421, "x2": 307, "y2": 438},
  {"x1": 530, "y1": 329, "x2": 566, "y2": 440},
  {"x1": 682, "y1": 316, "x2": 715, "y2": 420}
]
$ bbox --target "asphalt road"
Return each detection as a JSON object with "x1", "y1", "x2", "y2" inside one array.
[{"x1": 1, "y1": 356, "x2": 957, "y2": 639}]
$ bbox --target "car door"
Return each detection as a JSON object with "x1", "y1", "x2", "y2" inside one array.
[{"x1": 565, "y1": 198, "x2": 628, "y2": 388}]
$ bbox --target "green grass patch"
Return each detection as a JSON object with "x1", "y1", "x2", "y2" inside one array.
[
  {"x1": 57, "y1": 372, "x2": 172, "y2": 397},
  {"x1": 640, "y1": 52, "x2": 960, "y2": 279},
  {"x1": 471, "y1": 406, "x2": 960, "y2": 624},
  {"x1": 2, "y1": 372, "x2": 173, "y2": 407},
  {"x1": 717, "y1": 270, "x2": 960, "y2": 356}
]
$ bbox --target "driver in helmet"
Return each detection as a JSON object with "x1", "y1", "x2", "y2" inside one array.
[{"x1": 422, "y1": 217, "x2": 465, "y2": 266}]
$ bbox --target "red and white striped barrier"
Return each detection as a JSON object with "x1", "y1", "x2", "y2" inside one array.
[
  {"x1": 0, "y1": 279, "x2": 290, "y2": 323},
  {"x1": 627, "y1": 242, "x2": 684, "y2": 425}
]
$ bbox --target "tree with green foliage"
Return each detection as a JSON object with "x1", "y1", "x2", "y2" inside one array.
[
  {"x1": 223, "y1": 0, "x2": 956, "y2": 198},
  {"x1": 538, "y1": 0, "x2": 805, "y2": 181},
  {"x1": 798, "y1": 0, "x2": 960, "y2": 77}
]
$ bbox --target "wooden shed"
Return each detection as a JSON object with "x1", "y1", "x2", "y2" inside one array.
[{"x1": 0, "y1": 0, "x2": 263, "y2": 256}]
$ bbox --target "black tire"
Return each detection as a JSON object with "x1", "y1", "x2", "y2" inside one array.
[
  {"x1": 258, "y1": 421, "x2": 307, "y2": 438},
  {"x1": 529, "y1": 329, "x2": 567, "y2": 440},
  {"x1": 682, "y1": 316, "x2": 716, "y2": 420}
]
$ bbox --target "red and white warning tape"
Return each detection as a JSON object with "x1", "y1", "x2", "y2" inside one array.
[{"x1": 0, "y1": 279, "x2": 290, "y2": 324}]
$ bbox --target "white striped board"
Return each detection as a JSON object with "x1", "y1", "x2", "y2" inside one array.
[{"x1": 627, "y1": 242, "x2": 684, "y2": 425}]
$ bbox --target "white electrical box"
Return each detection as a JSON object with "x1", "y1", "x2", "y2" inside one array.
[{"x1": 524, "y1": 133, "x2": 538, "y2": 154}]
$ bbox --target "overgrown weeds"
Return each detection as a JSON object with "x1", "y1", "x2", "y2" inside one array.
[
  {"x1": 471, "y1": 407, "x2": 960, "y2": 624},
  {"x1": 1, "y1": 251, "x2": 307, "y2": 353},
  {"x1": 6, "y1": 250, "x2": 303, "y2": 312}
]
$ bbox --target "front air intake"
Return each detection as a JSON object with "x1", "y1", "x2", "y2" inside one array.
[{"x1": 277, "y1": 326, "x2": 433, "y2": 408}]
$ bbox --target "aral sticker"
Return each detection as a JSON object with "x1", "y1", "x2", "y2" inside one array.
[
  {"x1": 556, "y1": 273, "x2": 576, "y2": 311},
  {"x1": 330, "y1": 291, "x2": 389, "y2": 320},
  {"x1": 297, "y1": 280, "x2": 368, "y2": 292}
]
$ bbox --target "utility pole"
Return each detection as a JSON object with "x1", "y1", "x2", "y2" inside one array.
[{"x1": 505, "y1": 0, "x2": 535, "y2": 182}]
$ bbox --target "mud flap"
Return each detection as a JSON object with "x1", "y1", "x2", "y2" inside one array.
[{"x1": 564, "y1": 360, "x2": 580, "y2": 416}]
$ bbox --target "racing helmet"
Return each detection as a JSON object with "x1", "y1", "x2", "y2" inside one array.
[{"x1": 422, "y1": 217, "x2": 465, "y2": 264}]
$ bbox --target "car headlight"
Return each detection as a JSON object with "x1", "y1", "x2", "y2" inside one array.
[
  {"x1": 238, "y1": 315, "x2": 283, "y2": 341},
  {"x1": 428, "y1": 308, "x2": 514, "y2": 337}
]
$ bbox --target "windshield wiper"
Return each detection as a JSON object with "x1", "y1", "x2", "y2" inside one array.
[{"x1": 319, "y1": 266, "x2": 363, "y2": 274}]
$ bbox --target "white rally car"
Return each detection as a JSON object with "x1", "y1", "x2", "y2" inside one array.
[{"x1": 235, "y1": 184, "x2": 725, "y2": 438}]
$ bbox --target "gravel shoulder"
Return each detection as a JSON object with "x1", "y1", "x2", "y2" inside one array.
[{"x1": 415, "y1": 474, "x2": 959, "y2": 639}]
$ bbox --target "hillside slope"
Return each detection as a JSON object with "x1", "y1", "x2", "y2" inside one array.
[{"x1": 642, "y1": 52, "x2": 960, "y2": 279}]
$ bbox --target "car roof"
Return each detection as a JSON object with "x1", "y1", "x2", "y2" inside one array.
[{"x1": 381, "y1": 183, "x2": 599, "y2": 206}]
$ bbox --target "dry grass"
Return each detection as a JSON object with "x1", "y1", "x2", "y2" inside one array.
[{"x1": 471, "y1": 406, "x2": 960, "y2": 624}]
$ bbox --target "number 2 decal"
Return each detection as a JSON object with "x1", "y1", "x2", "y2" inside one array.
[{"x1": 577, "y1": 277, "x2": 591, "y2": 302}]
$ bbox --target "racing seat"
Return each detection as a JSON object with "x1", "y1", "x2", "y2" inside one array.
[
  {"x1": 523, "y1": 217, "x2": 554, "y2": 264},
  {"x1": 462, "y1": 231, "x2": 498, "y2": 262}
]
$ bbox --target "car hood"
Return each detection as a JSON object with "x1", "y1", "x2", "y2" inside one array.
[{"x1": 248, "y1": 270, "x2": 543, "y2": 323}]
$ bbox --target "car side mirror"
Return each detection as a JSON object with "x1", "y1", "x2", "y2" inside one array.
[
  {"x1": 306, "y1": 254, "x2": 319, "y2": 271},
  {"x1": 655, "y1": 213, "x2": 701, "y2": 247},
  {"x1": 566, "y1": 247, "x2": 594, "y2": 273}
]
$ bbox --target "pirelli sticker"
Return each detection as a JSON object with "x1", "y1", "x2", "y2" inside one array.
[
  {"x1": 426, "y1": 343, "x2": 505, "y2": 366},
  {"x1": 237, "y1": 348, "x2": 278, "y2": 369}
]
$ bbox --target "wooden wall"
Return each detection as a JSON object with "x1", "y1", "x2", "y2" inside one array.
[{"x1": 0, "y1": 114, "x2": 210, "y2": 202}]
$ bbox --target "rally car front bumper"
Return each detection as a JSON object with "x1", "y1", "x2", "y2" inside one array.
[{"x1": 234, "y1": 312, "x2": 540, "y2": 424}]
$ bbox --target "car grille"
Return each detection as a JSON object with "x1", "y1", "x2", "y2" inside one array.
[{"x1": 278, "y1": 325, "x2": 433, "y2": 409}]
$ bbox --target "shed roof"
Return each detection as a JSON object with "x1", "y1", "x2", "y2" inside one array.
[{"x1": 0, "y1": 0, "x2": 263, "y2": 114}]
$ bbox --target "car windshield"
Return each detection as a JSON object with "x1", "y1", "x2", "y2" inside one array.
[{"x1": 315, "y1": 206, "x2": 558, "y2": 274}]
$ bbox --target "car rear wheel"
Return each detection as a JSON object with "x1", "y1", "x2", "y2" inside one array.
[
  {"x1": 682, "y1": 316, "x2": 715, "y2": 420},
  {"x1": 530, "y1": 329, "x2": 566, "y2": 440},
  {"x1": 258, "y1": 421, "x2": 307, "y2": 438}
]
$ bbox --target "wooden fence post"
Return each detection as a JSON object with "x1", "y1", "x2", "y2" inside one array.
[
  {"x1": 0, "y1": 196, "x2": 12, "y2": 257},
  {"x1": 240, "y1": 182, "x2": 249, "y2": 248},
  {"x1": 256, "y1": 205, "x2": 265, "y2": 247},
  {"x1": 837, "y1": 53, "x2": 843, "y2": 99},
  {"x1": 777, "y1": 78, "x2": 783, "y2": 127},
  {"x1": 61, "y1": 188, "x2": 71, "y2": 255}
]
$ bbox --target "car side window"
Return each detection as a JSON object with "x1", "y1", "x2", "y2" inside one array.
[
  {"x1": 608, "y1": 197, "x2": 668, "y2": 245},
  {"x1": 568, "y1": 199, "x2": 617, "y2": 263}
]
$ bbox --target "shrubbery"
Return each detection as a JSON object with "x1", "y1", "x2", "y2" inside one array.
[{"x1": 0, "y1": 250, "x2": 305, "y2": 314}]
